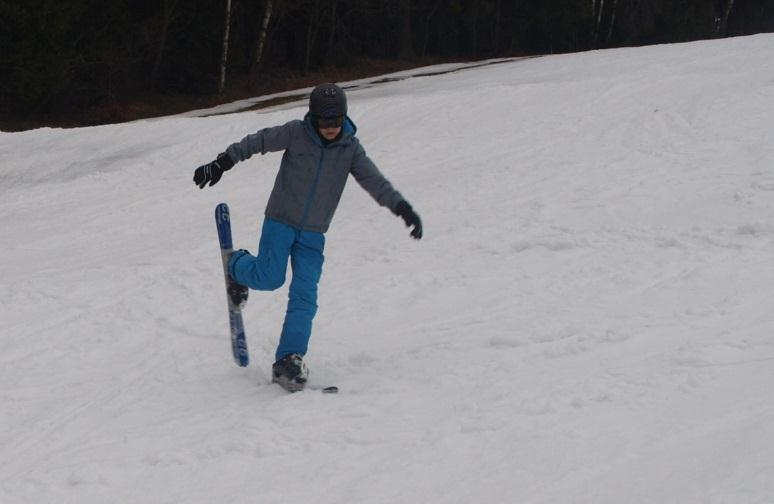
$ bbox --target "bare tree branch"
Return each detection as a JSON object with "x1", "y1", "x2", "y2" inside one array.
[{"x1": 219, "y1": 0, "x2": 233, "y2": 94}]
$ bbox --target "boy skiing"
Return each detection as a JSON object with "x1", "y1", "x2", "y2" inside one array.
[{"x1": 193, "y1": 83, "x2": 423, "y2": 392}]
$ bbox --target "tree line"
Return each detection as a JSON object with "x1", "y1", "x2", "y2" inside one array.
[{"x1": 1, "y1": 0, "x2": 771, "y2": 124}]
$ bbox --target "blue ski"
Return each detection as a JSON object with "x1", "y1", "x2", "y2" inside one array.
[{"x1": 215, "y1": 203, "x2": 249, "y2": 367}]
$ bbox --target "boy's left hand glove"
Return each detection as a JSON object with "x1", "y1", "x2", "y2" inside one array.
[
  {"x1": 193, "y1": 153, "x2": 234, "y2": 189},
  {"x1": 394, "y1": 200, "x2": 423, "y2": 240}
]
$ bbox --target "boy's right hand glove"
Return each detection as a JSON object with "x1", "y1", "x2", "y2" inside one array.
[
  {"x1": 394, "y1": 200, "x2": 423, "y2": 240},
  {"x1": 193, "y1": 153, "x2": 234, "y2": 189}
]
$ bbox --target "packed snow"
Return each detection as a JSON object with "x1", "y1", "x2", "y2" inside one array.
[{"x1": 2, "y1": 34, "x2": 774, "y2": 503}]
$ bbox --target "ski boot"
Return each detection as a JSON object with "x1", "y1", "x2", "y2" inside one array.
[
  {"x1": 226, "y1": 250, "x2": 249, "y2": 309},
  {"x1": 272, "y1": 353, "x2": 309, "y2": 392},
  {"x1": 227, "y1": 281, "x2": 248, "y2": 309}
]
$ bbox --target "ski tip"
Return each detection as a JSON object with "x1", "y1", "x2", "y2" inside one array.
[
  {"x1": 321, "y1": 386, "x2": 339, "y2": 394},
  {"x1": 215, "y1": 203, "x2": 230, "y2": 220}
]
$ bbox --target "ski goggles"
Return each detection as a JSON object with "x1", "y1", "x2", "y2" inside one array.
[{"x1": 315, "y1": 115, "x2": 344, "y2": 129}]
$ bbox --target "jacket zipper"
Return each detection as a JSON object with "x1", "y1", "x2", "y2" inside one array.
[{"x1": 299, "y1": 146, "x2": 326, "y2": 230}]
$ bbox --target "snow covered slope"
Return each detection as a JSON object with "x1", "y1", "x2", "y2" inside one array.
[{"x1": 2, "y1": 34, "x2": 774, "y2": 503}]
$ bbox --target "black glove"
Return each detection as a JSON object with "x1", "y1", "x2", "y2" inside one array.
[
  {"x1": 193, "y1": 153, "x2": 235, "y2": 189},
  {"x1": 393, "y1": 200, "x2": 423, "y2": 240}
]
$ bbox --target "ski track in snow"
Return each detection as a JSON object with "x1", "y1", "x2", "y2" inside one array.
[{"x1": 2, "y1": 35, "x2": 774, "y2": 503}]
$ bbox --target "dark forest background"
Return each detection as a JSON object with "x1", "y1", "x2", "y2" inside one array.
[{"x1": 1, "y1": 0, "x2": 772, "y2": 129}]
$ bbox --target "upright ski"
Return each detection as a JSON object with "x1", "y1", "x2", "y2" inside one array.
[{"x1": 215, "y1": 203, "x2": 249, "y2": 367}]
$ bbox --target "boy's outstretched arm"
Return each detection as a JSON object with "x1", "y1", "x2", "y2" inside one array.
[
  {"x1": 192, "y1": 121, "x2": 296, "y2": 189},
  {"x1": 351, "y1": 141, "x2": 423, "y2": 240}
]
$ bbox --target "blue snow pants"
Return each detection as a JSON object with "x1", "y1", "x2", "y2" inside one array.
[{"x1": 228, "y1": 218, "x2": 325, "y2": 361}]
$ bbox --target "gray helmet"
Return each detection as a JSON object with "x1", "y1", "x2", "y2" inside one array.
[{"x1": 309, "y1": 83, "x2": 347, "y2": 118}]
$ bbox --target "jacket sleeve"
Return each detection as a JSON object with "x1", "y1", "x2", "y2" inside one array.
[
  {"x1": 224, "y1": 120, "x2": 298, "y2": 164},
  {"x1": 350, "y1": 139, "x2": 405, "y2": 211}
]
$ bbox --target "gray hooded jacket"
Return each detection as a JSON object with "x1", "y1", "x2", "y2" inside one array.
[{"x1": 224, "y1": 114, "x2": 404, "y2": 233}]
